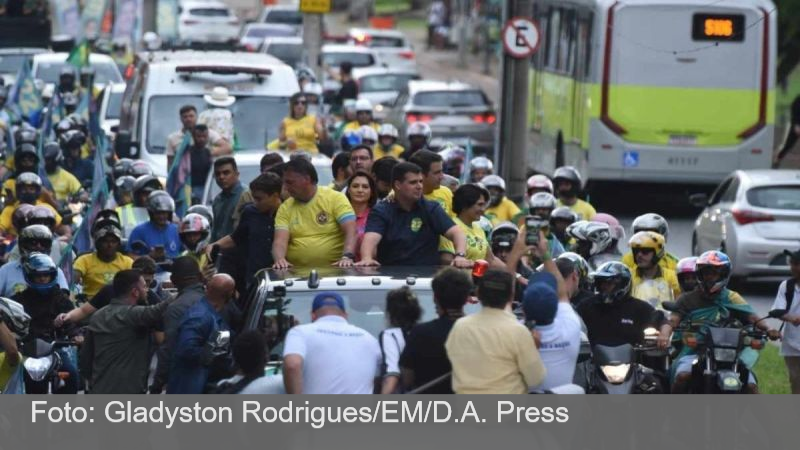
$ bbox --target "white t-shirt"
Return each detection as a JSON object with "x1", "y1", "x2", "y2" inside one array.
[
  {"x1": 283, "y1": 315, "x2": 381, "y2": 394},
  {"x1": 532, "y1": 303, "x2": 582, "y2": 391},
  {"x1": 771, "y1": 280, "x2": 800, "y2": 356},
  {"x1": 380, "y1": 327, "x2": 406, "y2": 377}
]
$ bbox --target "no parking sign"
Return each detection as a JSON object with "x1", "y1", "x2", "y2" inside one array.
[{"x1": 502, "y1": 17, "x2": 540, "y2": 59}]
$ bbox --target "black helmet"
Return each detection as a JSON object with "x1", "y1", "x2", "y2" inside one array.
[
  {"x1": 26, "y1": 206, "x2": 57, "y2": 230},
  {"x1": 15, "y1": 172, "x2": 43, "y2": 204},
  {"x1": 92, "y1": 209, "x2": 122, "y2": 235},
  {"x1": 186, "y1": 204, "x2": 214, "y2": 230},
  {"x1": 92, "y1": 224, "x2": 122, "y2": 243},
  {"x1": 133, "y1": 175, "x2": 162, "y2": 199},
  {"x1": 54, "y1": 118, "x2": 73, "y2": 138},
  {"x1": 13, "y1": 124, "x2": 38, "y2": 146},
  {"x1": 553, "y1": 166, "x2": 583, "y2": 197},
  {"x1": 59, "y1": 129, "x2": 86, "y2": 152},
  {"x1": 43, "y1": 142, "x2": 64, "y2": 172},
  {"x1": 67, "y1": 114, "x2": 89, "y2": 135},
  {"x1": 489, "y1": 222, "x2": 519, "y2": 252},
  {"x1": 11, "y1": 204, "x2": 34, "y2": 233},
  {"x1": 114, "y1": 175, "x2": 136, "y2": 205},
  {"x1": 58, "y1": 66, "x2": 76, "y2": 87},
  {"x1": 592, "y1": 261, "x2": 632, "y2": 304},
  {"x1": 113, "y1": 158, "x2": 134, "y2": 179},
  {"x1": 129, "y1": 160, "x2": 153, "y2": 178},
  {"x1": 14, "y1": 143, "x2": 40, "y2": 168},
  {"x1": 19, "y1": 224, "x2": 53, "y2": 258},
  {"x1": 146, "y1": 190, "x2": 175, "y2": 214}
]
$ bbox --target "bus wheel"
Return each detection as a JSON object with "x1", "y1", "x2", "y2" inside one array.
[{"x1": 555, "y1": 133, "x2": 565, "y2": 168}]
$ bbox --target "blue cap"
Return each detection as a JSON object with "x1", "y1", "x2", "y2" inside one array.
[
  {"x1": 522, "y1": 272, "x2": 558, "y2": 327},
  {"x1": 312, "y1": 292, "x2": 346, "y2": 312}
]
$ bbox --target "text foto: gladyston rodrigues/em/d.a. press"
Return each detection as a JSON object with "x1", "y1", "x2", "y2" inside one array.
[{"x1": 32, "y1": 400, "x2": 570, "y2": 429}]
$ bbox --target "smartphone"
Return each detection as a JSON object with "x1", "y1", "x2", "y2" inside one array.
[{"x1": 525, "y1": 216, "x2": 541, "y2": 246}]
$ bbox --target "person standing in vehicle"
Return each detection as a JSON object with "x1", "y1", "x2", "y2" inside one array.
[
  {"x1": 74, "y1": 226, "x2": 133, "y2": 299},
  {"x1": 344, "y1": 171, "x2": 377, "y2": 262},
  {"x1": 371, "y1": 157, "x2": 398, "y2": 200},
  {"x1": 166, "y1": 105, "x2": 230, "y2": 168},
  {"x1": 380, "y1": 287, "x2": 422, "y2": 394},
  {"x1": 334, "y1": 61, "x2": 358, "y2": 111},
  {"x1": 670, "y1": 251, "x2": 781, "y2": 394},
  {"x1": 329, "y1": 152, "x2": 352, "y2": 191},
  {"x1": 552, "y1": 166, "x2": 595, "y2": 221},
  {"x1": 277, "y1": 92, "x2": 324, "y2": 153},
  {"x1": 446, "y1": 269, "x2": 546, "y2": 394},
  {"x1": 187, "y1": 124, "x2": 214, "y2": 204},
  {"x1": 272, "y1": 158, "x2": 357, "y2": 269},
  {"x1": 210, "y1": 157, "x2": 245, "y2": 243},
  {"x1": 198, "y1": 87, "x2": 236, "y2": 144},
  {"x1": 622, "y1": 213, "x2": 679, "y2": 272},
  {"x1": 482, "y1": 175, "x2": 520, "y2": 226},
  {"x1": 451, "y1": 183, "x2": 503, "y2": 265},
  {"x1": 283, "y1": 292, "x2": 381, "y2": 394},
  {"x1": 409, "y1": 150, "x2": 453, "y2": 217},
  {"x1": 771, "y1": 249, "x2": 800, "y2": 394},
  {"x1": 349, "y1": 145, "x2": 374, "y2": 175}
]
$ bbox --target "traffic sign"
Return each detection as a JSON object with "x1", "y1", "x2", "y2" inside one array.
[
  {"x1": 300, "y1": 0, "x2": 331, "y2": 14},
  {"x1": 502, "y1": 17, "x2": 540, "y2": 59}
]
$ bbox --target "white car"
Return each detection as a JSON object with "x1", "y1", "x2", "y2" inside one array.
[
  {"x1": 260, "y1": 36, "x2": 305, "y2": 69},
  {"x1": 348, "y1": 28, "x2": 417, "y2": 70},
  {"x1": 691, "y1": 170, "x2": 800, "y2": 279},
  {"x1": 352, "y1": 67, "x2": 420, "y2": 121},
  {"x1": 0, "y1": 47, "x2": 50, "y2": 87},
  {"x1": 98, "y1": 82, "x2": 126, "y2": 140},
  {"x1": 32, "y1": 52, "x2": 123, "y2": 99},
  {"x1": 238, "y1": 23, "x2": 298, "y2": 51},
  {"x1": 178, "y1": 1, "x2": 241, "y2": 44}
]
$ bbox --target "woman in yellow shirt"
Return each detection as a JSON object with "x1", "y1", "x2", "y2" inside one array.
[
  {"x1": 277, "y1": 92, "x2": 325, "y2": 153},
  {"x1": 451, "y1": 183, "x2": 504, "y2": 266}
]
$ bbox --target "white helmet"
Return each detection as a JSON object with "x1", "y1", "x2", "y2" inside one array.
[
  {"x1": 529, "y1": 192, "x2": 557, "y2": 210},
  {"x1": 527, "y1": 174, "x2": 554, "y2": 194},
  {"x1": 406, "y1": 122, "x2": 432, "y2": 144},
  {"x1": 303, "y1": 82, "x2": 323, "y2": 97},
  {"x1": 567, "y1": 221, "x2": 613, "y2": 256},
  {"x1": 378, "y1": 123, "x2": 399, "y2": 139},
  {"x1": 358, "y1": 125, "x2": 378, "y2": 143},
  {"x1": 469, "y1": 156, "x2": 494, "y2": 172},
  {"x1": 631, "y1": 213, "x2": 669, "y2": 241},
  {"x1": 355, "y1": 98, "x2": 373, "y2": 113},
  {"x1": 343, "y1": 99, "x2": 358, "y2": 113},
  {"x1": 480, "y1": 175, "x2": 506, "y2": 191},
  {"x1": 142, "y1": 31, "x2": 162, "y2": 51}
]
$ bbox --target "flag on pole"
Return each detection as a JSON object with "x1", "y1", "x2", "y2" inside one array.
[
  {"x1": 66, "y1": 40, "x2": 91, "y2": 69},
  {"x1": 8, "y1": 59, "x2": 43, "y2": 125},
  {"x1": 166, "y1": 134, "x2": 193, "y2": 217}
]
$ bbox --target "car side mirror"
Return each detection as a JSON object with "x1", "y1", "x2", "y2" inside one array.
[
  {"x1": 110, "y1": 125, "x2": 119, "y2": 134},
  {"x1": 689, "y1": 193, "x2": 709, "y2": 208},
  {"x1": 114, "y1": 130, "x2": 139, "y2": 158}
]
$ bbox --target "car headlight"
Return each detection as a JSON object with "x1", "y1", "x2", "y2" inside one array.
[
  {"x1": 600, "y1": 364, "x2": 630, "y2": 384},
  {"x1": 713, "y1": 348, "x2": 738, "y2": 363}
]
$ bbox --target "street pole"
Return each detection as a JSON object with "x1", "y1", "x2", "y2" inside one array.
[
  {"x1": 303, "y1": 12, "x2": 323, "y2": 84},
  {"x1": 496, "y1": 0, "x2": 532, "y2": 204},
  {"x1": 457, "y1": 0, "x2": 468, "y2": 69}
]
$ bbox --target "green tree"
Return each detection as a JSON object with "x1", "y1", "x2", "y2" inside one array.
[{"x1": 776, "y1": 0, "x2": 800, "y2": 87}]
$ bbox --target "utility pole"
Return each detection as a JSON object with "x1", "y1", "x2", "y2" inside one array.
[
  {"x1": 303, "y1": 13, "x2": 323, "y2": 83},
  {"x1": 457, "y1": 0, "x2": 468, "y2": 69},
  {"x1": 496, "y1": 0, "x2": 532, "y2": 204}
]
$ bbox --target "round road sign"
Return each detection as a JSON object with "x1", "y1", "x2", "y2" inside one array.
[{"x1": 502, "y1": 17, "x2": 540, "y2": 59}]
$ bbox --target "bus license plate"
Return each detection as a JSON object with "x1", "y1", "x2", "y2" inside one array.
[
  {"x1": 667, "y1": 156, "x2": 699, "y2": 166},
  {"x1": 669, "y1": 135, "x2": 697, "y2": 146}
]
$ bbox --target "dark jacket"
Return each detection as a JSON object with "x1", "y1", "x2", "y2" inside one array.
[
  {"x1": 82, "y1": 297, "x2": 170, "y2": 394},
  {"x1": 153, "y1": 283, "x2": 205, "y2": 388},
  {"x1": 14, "y1": 287, "x2": 74, "y2": 341}
]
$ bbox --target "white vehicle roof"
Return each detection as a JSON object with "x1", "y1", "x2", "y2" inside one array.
[
  {"x1": 321, "y1": 44, "x2": 377, "y2": 54},
  {"x1": 262, "y1": 36, "x2": 303, "y2": 46},
  {"x1": 352, "y1": 66, "x2": 420, "y2": 78},
  {"x1": 181, "y1": 0, "x2": 230, "y2": 9},
  {"x1": 349, "y1": 28, "x2": 409, "y2": 40},
  {"x1": 735, "y1": 170, "x2": 800, "y2": 187},
  {"x1": 33, "y1": 52, "x2": 116, "y2": 64},
  {"x1": 407, "y1": 79, "x2": 477, "y2": 93}
]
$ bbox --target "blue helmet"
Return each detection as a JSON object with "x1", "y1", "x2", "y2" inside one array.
[{"x1": 22, "y1": 253, "x2": 58, "y2": 294}]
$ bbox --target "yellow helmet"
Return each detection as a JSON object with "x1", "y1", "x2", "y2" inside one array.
[{"x1": 628, "y1": 231, "x2": 665, "y2": 263}]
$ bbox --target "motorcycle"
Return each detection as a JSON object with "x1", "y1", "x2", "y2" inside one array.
[
  {"x1": 580, "y1": 328, "x2": 665, "y2": 394},
  {"x1": 21, "y1": 328, "x2": 80, "y2": 394},
  {"x1": 663, "y1": 301, "x2": 784, "y2": 394}
]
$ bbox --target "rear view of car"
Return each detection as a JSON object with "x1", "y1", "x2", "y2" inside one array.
[
  {"x1": 349, "y1": 28, "x2": 417, "y2": 70},
  {"x1": 320, "y1": 45, "x2": 381, "y2": 103},
  {"x1": 353, "y1": 67, "x2": 420, "y2": 121},
  {"x1": 239, "y1": 24, "x2": 298, "y2": 51},
  {"x1": 178, "y1": 1, "x2": 241, "y2": 44},
  {"x1": 261, "y1": 37, "x2": 305, "y2": 69}
]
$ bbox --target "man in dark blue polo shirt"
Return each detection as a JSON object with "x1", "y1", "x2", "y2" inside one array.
[{"x1": 357, "y1": 162, "x2": 472, "y2": 268}]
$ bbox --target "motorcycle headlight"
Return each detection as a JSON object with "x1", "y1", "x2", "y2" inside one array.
[
  {"x1": 713, "y1": 348, "x2": 738, "y2": 363},
  {"x1": 600, "y1": 364, "x2": 630, "y2": 384},
  {"x1": 24, "y1": 355, "x2": 54, "y2": 382}
]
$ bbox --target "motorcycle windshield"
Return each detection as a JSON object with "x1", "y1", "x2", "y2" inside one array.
[
  {"x1": 592, "y1": 344, "x2": 635, "y2": 366},
  {"x1": 708, "y1": 327, "x2": 741, "y2": 348}
]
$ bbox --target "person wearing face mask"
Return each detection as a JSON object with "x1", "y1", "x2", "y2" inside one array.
[
  {"x1": 481, "y1": 175, "x2": 520, "y2": 226},
  {"x1": 345, "y1": 171, "x2": 377, "y2": 262},
  {"x1": 179, "y1": 213, "x2": 212, "y2": 269},
  {"x1": 552, "y1": 166, "x2": 595, "y2": 221},
  {"x1": 0, "y1": 173, "x2": 62, "y2": 236}
]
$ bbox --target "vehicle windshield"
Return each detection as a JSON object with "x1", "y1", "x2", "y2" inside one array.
[
  {"x1": 105, "y1": 90, "x2": 123, "y2": 120},
  {"x1": 266, "y1": 43, "x2": 304, "y2": 67},
  {"x1": 413, "y1": 90, "x2": 488, "y2": 107},
  {"x1": 266, "y1": 10, "x2": 302, "y2": 25},
  {"x1": 322, "y1": 52, "x2": 375, "y2": 68},
  {"x1": 359, "y1": 73, "x2": 418, "y2": 93},
  {"x1": 746, "y1": 186, "x2": 800, "y2": 210},
  {"x1": 146, "y1": 95, "x2": 288, "y2": 154},
  {"x1": 35, "y1": 61, "x2": 122, "y2": 84},
  {"x1": 189, "y1": 8, "x2": 230, "y2": 17},
  {"x1": 0, "y1": 54, "x2": 30, "y2": 73},
  {"x1": 368, "y1": 37, "x2": 405, "y2": 48},
  {"x1": 247, "y1": 26, "x2": 295, "y2": 38},
  {"x1": 206, "y1": 162, "x2": 333, "y2": 201}
]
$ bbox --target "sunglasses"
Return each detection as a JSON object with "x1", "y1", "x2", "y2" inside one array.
[{"x1": 294, "y1": 100, "x2": 307, "y2": 105}]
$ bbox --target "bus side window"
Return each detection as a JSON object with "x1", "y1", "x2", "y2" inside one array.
[{"x1": 545, "y1": 8, "x2": 561, "y2": 72}]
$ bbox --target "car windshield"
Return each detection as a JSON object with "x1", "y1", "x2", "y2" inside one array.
[
  {"x1": 105, "y1": 90, "x2": 123, "y2": 119},
  {"x1": 206, "y1": 162, "x2": 333, "y2": 201},
  {"x1": 247, "y1": 26, "x2": 295, "y2": 38},
  {"x1": 189, "y1": 8, "x2": 229, "y2": 17},
  {"x1": 359, "y1": 73, "x2": 418, "y2": 93},
  {"x1": 266, "y1": 43, "x2": 303, "y2": 66},
  {"x1": 0, "y1": 54, "x2": 30, "y2": 73},
  {"x1": 146, "y1": 95, "x2": 288, "y2": 154},
  {"x1": 266, "y1": 10, "x2": 302, "y2": 25},
  {"x1": 322, "y1": 52, "x2": 375, "y2": 68},
  {"x1": 746, "y1": 186, "x2": 800, "y2": 210},
  {"x1": 35, "y1": 61, "x2": 122, "y2": 84},
  {"x1": 413, "y1": 90, "x2": 488, "y2": 107},
  {"x1": 368, "y1": 36, "x2": 406, "y2": 48}
]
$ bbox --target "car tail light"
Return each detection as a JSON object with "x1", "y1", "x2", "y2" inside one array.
[
  {"x1": 732, "y1": 207, "x2": 774, "y2": 225},
  {"x1": 183, "y1": 19, "x2": 199, "y2": 25},
  {"x1": 124, "y1": 64, "x2": 135, "y2": 80},
  {"x1": 399, "y1": 50, "x2": 415, "y2": 59},
  {"x1": 352, "y1": 32, "x2": 370, "y2": 45},
  {"x1": 406, "y1": 113, "x2": 432, "y2": 123},
  {"x1": 472, "y1": 112, "x2": 496, "y2": 124},
  {"x1": 244, "y1": 44, "x2": 256, "y2": 52}
]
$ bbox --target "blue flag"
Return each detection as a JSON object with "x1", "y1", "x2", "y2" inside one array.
[
  {"x1": 8, "y1": 59, "x2": 43, "y2": 124},
  {"x1": 166, "y1": 133, "x2": 192, "y2": 217}
]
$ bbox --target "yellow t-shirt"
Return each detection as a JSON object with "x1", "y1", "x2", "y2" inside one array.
[
  {"x1": 455, "y1": 217, "x2": 489, "y2": 262},
  {"x1": 275, "y1": 186, "x2": 356, "y2": 267},
  {"x1": 73, "y1": 252, "x2": 134, "y2": 298},
  {"x1": 182, "y1": 250, "x2": 209, "y2": 270},
  {"x1": 374, "y1": 143, "x2": 404, "y2": 159},
  {"x1": 283, "y1": 115, "x2": 319, "y2": 153},
  {"x1": 631, "y1": 267, "x2": 681, "y2": 310},
  {"x1": 2, "y1": 178, "x2": 50, "y2": 203},
  {"x1": 47, "y1": 168, "x2": 83, "y2": 202},
  {"x1": 0, "y1": 201, "x2": 62, "y2": 235},
  {"x1": 622, "y1": 251, "x2": 679, "y2": 273},
  {"x1": 556, "y1": 198, "x2": 596, "y2": 221},
  {"x1": 343, "y1": 121, "x2": 379, "y2": 133},
  {"x1": 485, "y1": 198, "x2": 521, "y2": 226},
  {"x1": 425, "y1": 186, "x2": 454, "y2": 217}
]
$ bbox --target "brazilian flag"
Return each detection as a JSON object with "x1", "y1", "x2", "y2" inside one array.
[{"x1": 66, "y1": 40, "x2": 91, "y2": 69}]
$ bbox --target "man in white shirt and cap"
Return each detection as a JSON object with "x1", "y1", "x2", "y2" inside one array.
[{"x1": 199, "y1": 86, "x2": 237, "y2": 144}]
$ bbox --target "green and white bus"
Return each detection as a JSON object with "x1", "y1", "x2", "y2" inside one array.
[{"x1": 527, "y1": 0, "x2": 776, "y2": 186}]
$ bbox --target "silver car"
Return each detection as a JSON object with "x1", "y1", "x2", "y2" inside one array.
[
  {"x1": 691, "y1": 170, "x2": 800, "y2": 279},
  {"x1": 352, "y1": 66, "x2": 420, "y2": 121},
  {"x1": 387, "y1": 80, "x2": 497, "y2": 153}
]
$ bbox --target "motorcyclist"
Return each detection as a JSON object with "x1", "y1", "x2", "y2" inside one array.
[
  {"x1": 60, "y1": 129, "x2": 94, "y2": 186},
  {"x1": 481, "y1": 175, "x2": 520, "y2": 226},
  {"x1": 565, "y1": 220, "x2": 617, "y2": 270},
  {"x1": 113, "y1": 175, "x2": 136, "y2": 210},
  {"x1": 43, "y1": 142, "x2": 86, "y2": 203},
  {"x1": 358, "y1": 125, "x2": 378, "y2": 148},
  {"x1": 57, "y1": 66, "x2": 78, "y2": 96},
  {"x1": 400, "y1": 122, "x2": 432, "y2": 160},
  {"x1": 438, "y1": 142, "x2": 466, "y2": 179},
  {"x1": 622, "y1": 213, "x2": 679, "y2": 272},
  {"x1": 6, "y1": 206, "x2": 71, "y2": 265},
  {"x1": 179, "y1": 213, "x2": 211, "y2": 269},
  {"x1": 489, "y1": 221, "x2": 532, "y2": 301},
  {"x1": 519, "y1": 192, "x2": 565, "y2": 257},
  {"x1": 118, "y1": 175, "x2": 160, "y2": 238},
  {"x1": 344, "y1": 99, "x2": 378, "y2": 133},
  {"x1": 127, "y1": 190, "x2": 182, "y2": 263},
  {"x1": 670, "y1": 250, "x2": 781, "y2": 394},
  {"x1": 374, "y1": 124, "x2": 404, "y2": 159},
  {"x1": 553, "y1": 166, "x2": 596, "y2": 220},
  {"x1": 187, "y1": 204, "x2": 214, "y2": 230},
  {"x1": 591, "y1": 213, "x2": 625, "y2": 256},
  {"x1": 527, "y1": 174, "x2": 553, "y2": 197},
  {"x1": 628, "y1": 231, "x2": 680, "y2": 310},
  {"x1": 332, "y1": 99, "x2": 357, "y2": 143},
  {"x1": 62, "y1": 92, "x2": 79, "y2": 116},
  {"x1": 0, "y1": 225, "x2": 69, "y2": 297},
  {"x1": 550, "y1": 206, "x2": 578, "y2": 250},
  {"x1": 73, "y1": 225, "x2": 132, "y2": 299},
  {"x1": 468, "y1": 156, "x2": 493, "y2": 183},
  {"x1": 112, "y1": 158, "x2": 135, "y2": 180},
  {"x1": 676, "y1": 256, "x2": 699, "y2": 294},
  {"x1": 0, "y1": 174, "x2": 61, "y2": 236},
  {"x1": 129, "y1": 160, "x2": 154, "y2": 178},
  {"x1": 14, "y1": 253, "x2": 78, "y2": 394}
]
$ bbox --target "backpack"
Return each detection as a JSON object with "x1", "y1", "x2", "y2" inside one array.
[
  {"x1": 785, "y1": 279, "x2": 796, "y2": 312},
  {"x1": 378, "y1": 329, "x2": 407, "y2": 378}
]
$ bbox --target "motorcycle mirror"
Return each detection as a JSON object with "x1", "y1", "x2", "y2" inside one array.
[{"x1": 768, "y1": 309, "x2": 788, "y2": 319}]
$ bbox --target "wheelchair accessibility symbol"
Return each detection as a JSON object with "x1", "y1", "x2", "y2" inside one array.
[{"x1": 623, "y1": 151, "x2": 639, "y2": 168}]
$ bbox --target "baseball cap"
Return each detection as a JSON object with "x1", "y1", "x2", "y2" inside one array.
[
  {"x1": 785, "y1": 249, "x2": 800, "y2": 264},
  {"x1": 312, "y1": 292, "x2": 346, "y2": 312},
  {"x1": 522, "y1": 272, "x2": 558, "y2": 327}
]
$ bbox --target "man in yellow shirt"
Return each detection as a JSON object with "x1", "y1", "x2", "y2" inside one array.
[
  {"x1": 628, "y1": 231, "x2": 680, "y2": 309},
  {"x1": 553, "y1": 166, "x2": 596, "y2": 220},
  {"x1": 343, "y1": 99, "x2": 379, "y2": 133},
  {"x1": 622, "y1": 213, "x2": 679, "y2": 272},
  {"x1": 43, "y1": 142, "x2": 86, "y2": 202},
  {"x1": 375, "y1": 124, "x2": 404, "y2": 159},
  {"x1": 0, "y1": 174, "x2": 62, "y2": 235},
  {"x1": 273, "y1": 158, "x2": 357, "y2": 269},
  {"x1": 482, "y1": 175, "x2": 520, "y2": 226},
  {"x1": 409, "y1": 150, "x2": 454, "y2": 216},
  {"x1": 446, "y1": 269, "x2": 546, "y2": 394},
  {"x1": 73, "y1": 226, "x2": 133, "y2": 298}
]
